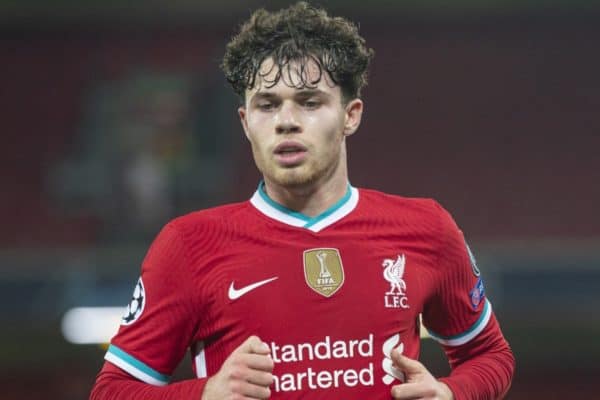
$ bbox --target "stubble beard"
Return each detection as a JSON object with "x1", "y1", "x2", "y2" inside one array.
[{"x1": 254, "y1": 147, "x2": 341, "y2": 190}]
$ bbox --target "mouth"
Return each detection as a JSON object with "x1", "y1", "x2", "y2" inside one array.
[{"x1": 273, "y1": 141, "x2": 308, "y2": 166}]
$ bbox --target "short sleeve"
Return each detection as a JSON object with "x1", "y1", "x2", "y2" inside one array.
[
  {"x1": 104, "y1": 222, "x2": 199, "y2": 385},
  {"x1": 422, "y1": 204, "x2": 492, "y2": 347}
]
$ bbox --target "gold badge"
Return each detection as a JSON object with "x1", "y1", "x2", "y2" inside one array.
[{"x1": 303, "y1": 248, "x2": 345, "y2": 297}]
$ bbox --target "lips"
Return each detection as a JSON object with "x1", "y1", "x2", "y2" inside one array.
[
  {"x1": 274, "y1": 141, "x2": 307, "y2": 154},
  {"x1": 273, "y1": 141, "x2": 308, "y2": 166}
]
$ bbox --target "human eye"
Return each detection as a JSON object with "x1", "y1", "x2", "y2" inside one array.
[
  {"x1": 303, "y1": 98, "x2": 321, "y2": 109},
  {"x1": 256, "y1": 101, "x2": 276, "y2": 111}
]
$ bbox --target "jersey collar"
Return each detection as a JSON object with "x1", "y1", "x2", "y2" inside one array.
[{"x1": 249, "y1": 181, "x2": 359, "y2": 232}]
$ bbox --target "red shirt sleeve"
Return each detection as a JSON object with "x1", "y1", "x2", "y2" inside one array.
[
  {"x1": 422, "y1": 203, "x2": 515, "y2": 399},
  {"x1": 422, "y1": 203, "x2": 489, "y2": 342},
  {"x1": 90, "y1": 362, "x2": 207, "y2": 400},
  {"x1": 90, "y1": 221, "x2": 207, "y2": 398},
  {"x1": 439, "y1": 314, "x2": 515, "y2": 400}
]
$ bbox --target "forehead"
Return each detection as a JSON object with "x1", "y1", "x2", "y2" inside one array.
[{"x1": 246, "y1": 57, "x2": 340, "y2": 100}]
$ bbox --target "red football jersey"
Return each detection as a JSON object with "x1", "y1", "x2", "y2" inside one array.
[{"x1": 105, "y1": 184, "x2": 493, "y2": 398}]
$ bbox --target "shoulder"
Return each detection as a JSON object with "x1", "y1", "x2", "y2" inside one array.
[
  {"x1": 356, "y1": 188, "x2": 463, "y2": 249},
  {"x1": 151, "y1": 201, "x2": 253, "y2": 248},
  {"x1": 357, "y1": 187, "x2": 454, "y2": 225},
  {"x1": 147, "y1": 201, "x2": 253, "y2": 262}
]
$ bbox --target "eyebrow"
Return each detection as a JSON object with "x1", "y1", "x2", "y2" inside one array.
[
  {"x1": 251, "y1": 92, "x2": 279, "y2": 101},
  {"x1": 251, "y1": 89, "x2": 330, "y2": 102},
  {"x1": 295, "y1": 89, "x2": 330, "y2": 99}
]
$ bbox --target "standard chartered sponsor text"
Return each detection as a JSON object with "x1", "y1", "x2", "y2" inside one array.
[{"x1": 269, "y1": 334, "x2": 375, "y2": 392}]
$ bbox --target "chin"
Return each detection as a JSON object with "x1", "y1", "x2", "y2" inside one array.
[{"x1": 270, "y1": 167, "x2": 320, "y2": 188}]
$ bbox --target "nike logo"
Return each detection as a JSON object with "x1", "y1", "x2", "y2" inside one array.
[{"x1": 228, "y1": 277, "x2": 278, "y2": 300}]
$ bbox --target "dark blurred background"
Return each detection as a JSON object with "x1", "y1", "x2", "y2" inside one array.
[{"x1": 1, "y1": 0, "x2": 599, "y2": 398}]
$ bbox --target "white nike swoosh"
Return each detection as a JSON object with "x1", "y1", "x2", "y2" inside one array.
[{"x1": 228, "y1": 277, "x2": 278, "y2": 300}]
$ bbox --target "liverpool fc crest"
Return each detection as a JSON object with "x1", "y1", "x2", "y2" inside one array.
[{"x1": 382, "y1": 254, "x2": 409, "y2": 309}]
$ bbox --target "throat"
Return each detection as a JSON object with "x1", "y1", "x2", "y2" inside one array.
[{"x1": 261, "y1": 179, "x2": 349, "y2": 218}]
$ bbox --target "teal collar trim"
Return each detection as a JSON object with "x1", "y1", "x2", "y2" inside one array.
[
  {"x1": 257, "y1": 182, "x2": 312, "y2": 222},
  {"x1": 250, "y1": 181, "x2": 359, "y2": 232}
]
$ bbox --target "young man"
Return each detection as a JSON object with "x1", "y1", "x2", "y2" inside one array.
[{"x1": 90, "y1": 2, "x2": 514, "y2": 399}]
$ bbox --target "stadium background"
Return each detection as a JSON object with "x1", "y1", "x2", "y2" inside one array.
[{"x1": 1, "y1": 0, "x2": 599, "y2": 398}]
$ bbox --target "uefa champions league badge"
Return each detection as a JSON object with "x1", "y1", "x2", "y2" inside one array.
[
  {"x1": 121, "y1": 277, "x2": 146, "y2": 325},
  {"x1": 469, "y1": 277, "x2": 485, "y2": 310}
]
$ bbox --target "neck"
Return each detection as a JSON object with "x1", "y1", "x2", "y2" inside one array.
[{"x1": 262, "y1": 169, "x2": 349, "y2": 218}]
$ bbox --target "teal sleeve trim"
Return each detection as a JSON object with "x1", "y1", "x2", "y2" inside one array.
[
  {"x1": 427, "y1": 299, "x2": 492, "y2": 346},
  {"x1": 106, "y1": 344, "x2": 170, "y2": 384}
]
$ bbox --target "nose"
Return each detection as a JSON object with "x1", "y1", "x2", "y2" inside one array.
[{"x1": 275, "y1": 101, "x2": 301, "y2": 134}]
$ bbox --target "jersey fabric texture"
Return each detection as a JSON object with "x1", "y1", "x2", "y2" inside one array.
[{"x1": 91, "y1": 185, "x2": 514, "y2": 399}]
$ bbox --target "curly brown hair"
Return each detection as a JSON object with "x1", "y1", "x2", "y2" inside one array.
[{"x1": 221, "y1": 2, "x2": 374, "y2": 103}]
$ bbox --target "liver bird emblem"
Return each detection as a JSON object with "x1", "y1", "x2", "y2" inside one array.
[{"x1": 382, "y1": 254, "x2": 407, "y2": 295}]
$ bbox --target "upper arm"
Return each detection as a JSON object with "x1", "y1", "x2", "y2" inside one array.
[
  {"x1": 421, "y1": 204, "x2": 492, "y2": 349},
  {"x1": 104, "y1": 222, "x2": 200, "y2": 386}
]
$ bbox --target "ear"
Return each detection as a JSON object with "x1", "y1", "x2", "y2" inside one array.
[
  {"x1": 238, "y1": 106, "x2": 250, "y2": 140},
  {"x1": 343, "y1": 98, "x2": 363, "y2": 137}
]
